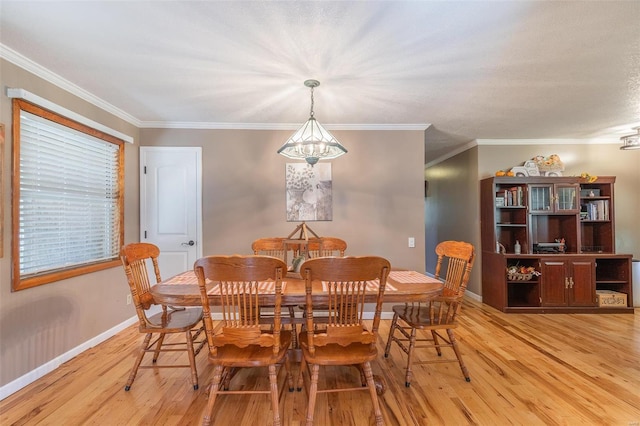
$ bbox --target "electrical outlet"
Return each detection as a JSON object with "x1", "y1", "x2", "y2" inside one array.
[
  {"x1": 126, "y1": 294, "x2": 132, "y2": 305},
  {"x1": 408, "y1": 237, "x2": 415, "y2": 248}
]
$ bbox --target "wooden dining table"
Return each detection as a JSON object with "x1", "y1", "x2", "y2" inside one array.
[
  {"x1": 150, "y1": 269, "x2": 444, "y2": 308},
  {"x1": 151, "y1": 268, "x2": 442, "y2": 396}
]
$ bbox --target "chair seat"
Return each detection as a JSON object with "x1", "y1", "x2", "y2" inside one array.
[
  {"x1": 141, "y1": 307, "x2": 203, "y2": 333},
  {"x1": 390, "y1": 304, "x2": 458, "y2": 329},
  {"x1": 208, "y1": 330, "x2": 293, "y2": 367},
  {"x1": 298, "y1": 333, "x2": 377, "y2": 366}
]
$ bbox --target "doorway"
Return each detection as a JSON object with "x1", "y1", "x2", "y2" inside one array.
[{"x1": 140, "y1": 147, "x2": 202, "y2": 279}]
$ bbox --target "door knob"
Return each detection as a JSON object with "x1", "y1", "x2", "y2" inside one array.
[{"x1": 181, "y1": 240, "x2": 195, "y2": 246}]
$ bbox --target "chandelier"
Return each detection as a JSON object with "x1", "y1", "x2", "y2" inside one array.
[
  {"x1": 620, "y1": 127, "x2": 640, "y2": 150},
  {"x1": 277, "y1": 80, "x2": 347, "y2": 165}
]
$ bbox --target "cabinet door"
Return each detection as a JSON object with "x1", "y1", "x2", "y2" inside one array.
[
  {"x1": 540, "y1": 259, "x2": 568, "y2": 306},
  {"x1": 530, "y1": 184, "x2": 579, "y2": 213},
  {"x1": 568, "y1": 259, "x2": 596, "y2": 306},
  {"x1": 530, "y1": 185, "x2": 553, "y2": 212},
  {"x1": 555, "y1": 184, "x2": 579, "y2": 213}
]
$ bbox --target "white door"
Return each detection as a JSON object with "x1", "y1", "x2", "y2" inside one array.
[{"x1": 140, "y1": 147, "x2": 202, "y2": 280}]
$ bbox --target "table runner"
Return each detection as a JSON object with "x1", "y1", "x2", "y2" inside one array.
[
  {"x1": 163, "y1": 271, "x2": 286, "y2": 295},
  {"x1": 321, "y1": 280, "x2": 397, "y2": 292},
  {"x1": 389, "y1": 270, "x2": 437, "y2": 284}
]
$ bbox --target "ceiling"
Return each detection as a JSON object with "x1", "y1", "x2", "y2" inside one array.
[{"x1": 1, "y1": 1, "x2": 639, "y2": 162}]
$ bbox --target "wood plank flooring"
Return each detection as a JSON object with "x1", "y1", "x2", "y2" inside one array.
[{"x1": 1, "y1": 298, "x2": 639, "y2": 425}]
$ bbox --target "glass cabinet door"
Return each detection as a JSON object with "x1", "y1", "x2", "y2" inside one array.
[
  {"x1": 530, "y1": 185, "x2": 552, "y2": 212},
  {"x1": 529, "y1": 184, "x2": 578, "y2": 213},
  {"x1": 555, "y1": 185, "x2": 578, "y2": 212}
]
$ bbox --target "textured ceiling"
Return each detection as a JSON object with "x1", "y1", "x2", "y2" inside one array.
[{"x1": 1, "y1": 1, "x2": 639, "y2": 161}]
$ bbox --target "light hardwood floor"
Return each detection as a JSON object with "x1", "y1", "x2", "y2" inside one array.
[{"x1": 1, "y1": 298, "x2": 639, "y2": 425}]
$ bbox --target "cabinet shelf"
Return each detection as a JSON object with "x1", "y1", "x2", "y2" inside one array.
[
  {"x1": 481, "y1": 176, "x2": 633, "y2": 314},
  {"x1": 596, "y1": 280, "x2": 628, "y2": 285}
]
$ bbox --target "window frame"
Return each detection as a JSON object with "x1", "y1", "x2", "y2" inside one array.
[{"x1": 11, "y1": 99, "x2": 125, "y2": 291}]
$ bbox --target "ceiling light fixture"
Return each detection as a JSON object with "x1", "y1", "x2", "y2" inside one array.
[
  {"x1": 277, "y1": 79, "x2": 347, "y2": 165},
  {"x1": 620, "y1": 127, "x2": 640, "y2": 150}
]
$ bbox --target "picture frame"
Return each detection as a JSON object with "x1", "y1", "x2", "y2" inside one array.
[{"x1": 285, "y1": 163, "x2": 332, "y2": 221}]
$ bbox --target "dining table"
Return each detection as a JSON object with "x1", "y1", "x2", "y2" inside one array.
[
  {"x1": 150, "y1": 269, "x2": 444, "y2": 309},
  {"x1": 150, "y1": 268, "x2": 443, "y2": 395}
]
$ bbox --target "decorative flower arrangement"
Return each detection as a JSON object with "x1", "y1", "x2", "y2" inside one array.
[
  {"x1": 579, "y1": 172, "x2": 598, "y2": 183},
  {"x1": 506, "y1": 264, "x2": 541, "y2": 281},
  {"x1": 286, "y1": 164, "x2": 314, "y2": 192}
]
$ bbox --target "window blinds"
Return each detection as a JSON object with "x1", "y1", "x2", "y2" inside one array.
[{"x1": 19, "y1": 111, "x2": 121, "y2": 277}]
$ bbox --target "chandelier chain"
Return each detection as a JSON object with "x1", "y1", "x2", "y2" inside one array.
[{"x1": 310, "y1": 86, "x2": 315, "y2": 118}]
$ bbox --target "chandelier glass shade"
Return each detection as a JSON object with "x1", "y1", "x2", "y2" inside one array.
[
  {"x1": 277, "y1": 80, "x2": 347, "y2": 165},
  {"x1": 620, "y1": 127, "x2": 640, "y2": 150}
]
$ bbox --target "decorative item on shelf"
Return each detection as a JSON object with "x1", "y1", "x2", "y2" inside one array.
[
  {"x1": 494, "y1": 170, "x2": 514, "y2": 177},
  {"x1": 506, "y1": 265, "x2": 541, "y2": 281},
  {"x1": 514, "y1": 240, "x2": 521, "y2": 255},
  {"x1": 619, "y1": 127, "x2": 640, "y2": 150},
  {"x1": 579, "y1": 172, "x2": 598, "y2": 183},
  {"x1": 496, "y1": 242, "x2": 506, "y2": 254},
  {"x1": 509, "y1": 154, "x2": 564, "y2": 177},
  {"x1": 533, "y1": 238, "x2": 566, "y2": 254},
  {"x1": 277, "y1": 79, "x2": 347, "y2": 165}
]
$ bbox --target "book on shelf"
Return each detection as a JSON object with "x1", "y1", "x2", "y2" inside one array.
[
  {"x1": 581, "y1": 200, "x2": 609, "y2": 220},
  {"x1": 497, "y1": 186, "x2": 524, "y2": 206}
]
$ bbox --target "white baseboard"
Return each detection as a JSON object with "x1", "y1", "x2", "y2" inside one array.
[{"x1": 0, "y1": 314, "x2": 139, "y2": 401}]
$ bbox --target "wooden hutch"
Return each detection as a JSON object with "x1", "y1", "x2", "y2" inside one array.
[{"x1": 480, "y1": 176, "x2": 634, "y2": 313}]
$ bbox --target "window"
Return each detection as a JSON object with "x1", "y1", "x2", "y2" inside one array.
[{"x1": 12, "y1": 99, "x2": 124, "y2": 291}]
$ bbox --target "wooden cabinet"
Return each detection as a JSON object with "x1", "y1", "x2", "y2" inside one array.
[
  {"x1": 539, "y1": 258, "x2": 595, "y2": 307},
  {"x1": 480, "y1": 176, "x2": 633, "y2": 313}
]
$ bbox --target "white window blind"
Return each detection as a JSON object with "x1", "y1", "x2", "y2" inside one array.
[{"x1": 19, "y1": 110, "x2": 121, "y2": 277}]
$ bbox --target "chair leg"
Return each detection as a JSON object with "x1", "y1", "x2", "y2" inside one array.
[
  {"x1": 357, "y1": 365, "x2": 367, "y2": 387},
  {"x1": 296, "y1": 355, "x2": 307, "y2": 391},
  {"x1": 152, "y1": 333, "x2": 166, "y2": 363},
  {"x1": 288, "y1": 306, "x2": 298, "y2": 349},
  {"x1": 223, "y1": 367, "x2": 236, "y2": 390},
  {"x1": 125, "y1": 333, "x2": 152, "y2": 391},
  {"x1": 384, "y1": 313, "x2": 399, "y2": 357},
  {"x1": 405, "y1": 327, "x2": 418, "y2": 387},
  {"x1": 448, "y1": 328, "x2": 471, "y2": 382},
  {"x1": 362, "y1": 361, "x2": 384, "y2": 426},
  {"x1": 202, "y1": 365, "x2": 224, "y2": 426},
  {"x1": 185, "y1": 330, "x2": 199, "y2": 390},
  {"x1": 268, "y1": 364, "x2": 282, "y2": 426},
  {"x1": 305, "y1": 364, "x2": 320, "y2": 426},
  {"x1": 431, "y1": 330, "x2": 442, "y2": 356},
  {"x1": 284, "y1": 353, "x2": 294, "y2": 392}
]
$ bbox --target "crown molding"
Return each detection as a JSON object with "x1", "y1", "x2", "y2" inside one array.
[
  {"x1": 1, "y1": 43, "x2": 142, "y2": 127},
  {"x1": 138, "y1": 121, "x2": 430, "y2": 131},
  {"x1": 425, "y1": 139, "x2": 478, "y2": 168},
  {"x1": 477, "y1": 138, "x2": 620, "y2": 145}
]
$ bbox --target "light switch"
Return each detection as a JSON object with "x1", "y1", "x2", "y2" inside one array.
[{"x1": 408, "y1": 237, "x2": 415, "y2": 248}]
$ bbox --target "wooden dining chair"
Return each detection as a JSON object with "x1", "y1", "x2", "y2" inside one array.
[
  {"x1": 194, "y1": 255, "x2": 294, "y2": 426},
  {"x1": 251, "y1": 237, "x2": 289, "y2": 259},
  {"x1": 252, "y1": 237, "x2": 298, "y2": 344},
  {"x1": 299, "y1": 237, "x2": 348, "y2": 320},
  {"x1": 296, "y1": 256, "x2": 390, "y2": 426},
  {"x1": 307, "y1": 236, "x2": 347, "y2": 258},
  {"x1": 120, "y1": 242, "x2": 206, "y2": 391},
  {"x1": 384, "y1": 240, "x2": 475, "y2": 387}
]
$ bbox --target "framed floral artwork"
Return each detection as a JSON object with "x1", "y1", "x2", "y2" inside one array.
[{"x1": 285, "y1": 163, "x2": 332, "y2": 221}]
